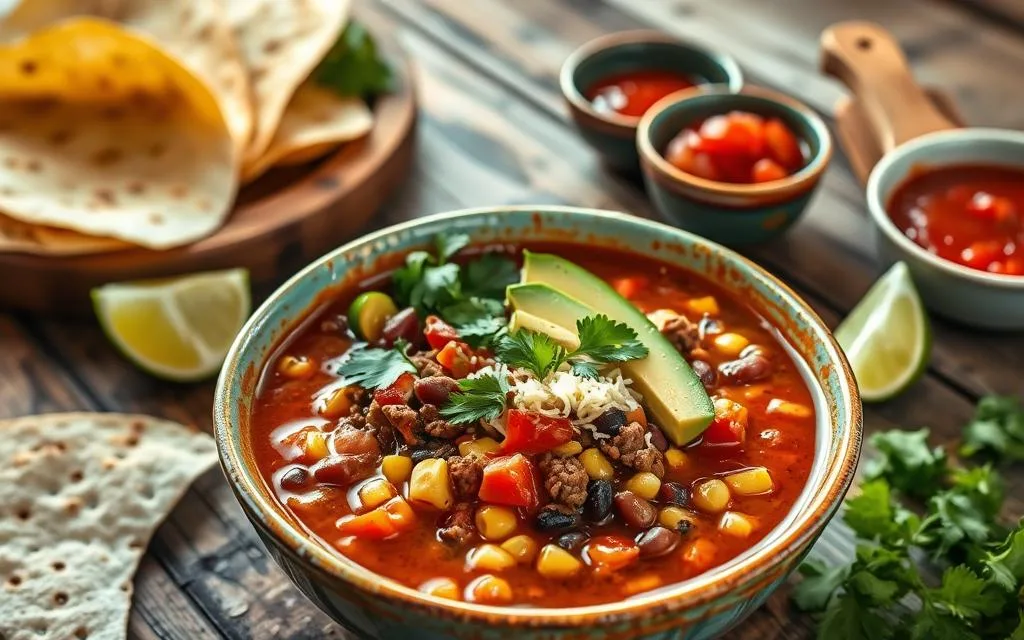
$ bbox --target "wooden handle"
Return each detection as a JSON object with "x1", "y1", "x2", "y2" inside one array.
[{"x1": 821, "y1": 21, "x2": 956, "y2": 152}]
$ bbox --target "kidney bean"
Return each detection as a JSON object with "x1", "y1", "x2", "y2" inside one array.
[
  {"x1": 646, "y1": 423, "x2": 669, "y2": 452},
  {"x1": 584, "y1": 480, "x2": 614, "y2": 522},
  {"x1": 380, "y1": 307, "x2": 419, "y2": 347},
  {"x1": 635, "y1": 526, "x2": 681, "y2": 558},
  {"x1": 658, "y1": 481, "x2": 691, "y2": 507},
  {"x1": 719, "y1": 353, "x2": 772, "y2": 385},
  {"x1": 311, "y1": 453, "x2": 377, "y2": 485},
  {"x1": 556, "y1": 532, "x2": 588, "y2": 552},
  {"x1": 698, "y1": 316, "x2": 723, "y2": 339},
  {"x1": 535, "y1": 505, "x2": 581, "y2": 533},
  {"x1": 689, "y1": 360, "x2": 717, "y2": 390},
  {"x1": 279, "y1": 466, "x2": 313, "y2": 492},
  {"x1": 613, "y1": 491, "x2": 657, "y2": 529},
  {"x1": 414, "y1": 376, "x2": 460, "y2": 405},
  {"x1": 592, "y1": 408, "x2": 627, "y2": 437}
]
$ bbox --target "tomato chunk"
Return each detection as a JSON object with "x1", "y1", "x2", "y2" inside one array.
[
  {"x1": 751, "y1": 158, "x2": 787, "y2": 183},
  {"x1": 966, "y1": 192, "x2": 1015, "y2": 222},
  {"x1": 960, "y1": 241, "x2": 1003, "y2": 271},
  {"x1": 374, "y1": 372, "x2": 415, "y2": 406},
  {"x1": 695, "y1": 113, "x2": 761, "y2": 157},
  {"x1": 337, "y1": 508, "x2": 397, "y2": 539},
  {"x1": 478, "y1": 454, "x2": 541, "y2": 509},
  {"x1": 584, "y1": 535, "x2": 640, "y2": 572},
  {"x1": 424, "y1": 316, "x2": 460, "y2": 350},
  {"x1": 435, "y1": 340, "x2": 473, "y2": 378},
  {"x1": 612, "y1": 276, "x2": 648, "y2": 300},
  {"x1": 500, "y1": 410, "x2": 574, "y2": 455},
  {"x1": 764, "y1": 118, "x2": 803, "y2": 169},
  {"x1": 703, "y1": 399, "x2": 748, "y2": 446}
]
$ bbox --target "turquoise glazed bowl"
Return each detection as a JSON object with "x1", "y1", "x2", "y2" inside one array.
[
  {"x1": 638, "y1": 86, "x2": 832, "y2": 246},
  {"x1": 560, "y1": 30, "x2": 743, "y2": 171},
  {"x1": 866, "y1": 128, "x2": 1024, "y2": 329},
  {"x1": 214, "y1": 206, "x2": 862, "y2": 640}
]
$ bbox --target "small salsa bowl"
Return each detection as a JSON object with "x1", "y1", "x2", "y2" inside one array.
[
  {"x1": 561, "y1": 30, "x2": 743, "y2": 171},
  {"x1": 638, "y1": 86, "x2": 832, "y2": 246},
  {"x1": 866, "y1": 128, "x2": 1024, "y2": 329},
  {"x1": 214, "y1": 206, "x2": 861, "y2": 640}
]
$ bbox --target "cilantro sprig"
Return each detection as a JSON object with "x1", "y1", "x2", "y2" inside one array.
[
  {"x1": 314, "y1": 22, "x2": 392, "y2": 98},
  {"x1": 496, "y1": 314, "x2": 649, "y2": 379},
  {"x1": 793, "y1": 396, "x2": 1024, "y2": 640},
  {"x1": 335, "y1": 339, "x2": 416, "y2": 390},
  {"x1": 440, "y1": 373, "x2": 509, "y2": 425}
]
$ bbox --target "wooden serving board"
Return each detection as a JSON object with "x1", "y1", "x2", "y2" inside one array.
[{"x1": 0, "y1": 40, "x2": 417, "y2": 316}]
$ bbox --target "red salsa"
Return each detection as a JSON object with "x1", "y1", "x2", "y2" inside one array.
[
  {"x1": 586, "y1": 70, "x2": 695, "y2": 118},
  {"x1": 887, "y1": 164, "x2": 1024, "y2": 276},
  {"x1": 249, "y1": 243, "x2": 817, "y2": 608},
  {"x1": 664, "y1": 110, "x2": 807, "y2": 184}
]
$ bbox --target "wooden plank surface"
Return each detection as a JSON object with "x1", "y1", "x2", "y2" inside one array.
[{"x1": 0, "y1": 0, "x2": 1021, "y2": 638}]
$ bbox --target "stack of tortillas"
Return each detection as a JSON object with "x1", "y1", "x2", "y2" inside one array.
[{"x1": 0, "y1": 0, "x2": 375, "y2": 255}]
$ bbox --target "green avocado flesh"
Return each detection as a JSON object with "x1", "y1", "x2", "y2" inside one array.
[{"x1": 511, "y1": 253, "x2": 715, "y2": 445}]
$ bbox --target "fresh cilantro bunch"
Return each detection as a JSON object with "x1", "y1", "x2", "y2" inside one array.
[
  {"x1": 961, "y1": 396, "x2": 1024, "y2": 463},
  {"x1": 335, "y1": 339, "x2": 416, "y2": 390},
  {"x1": 794, "y1": 397, "x2": 1024, "y2": 640},
  {"x1": 496, "y1": 315, "x2": 649, "y2": 379},
  {"x1": 392, "y1": 233, "x2": 517, "y2": 346},
  {"x1": 440, "y1": 373, "x2": 509, "y2": 425},
  {"x1": 314, "y1": 22, "x2": 392, "y2": 98}
]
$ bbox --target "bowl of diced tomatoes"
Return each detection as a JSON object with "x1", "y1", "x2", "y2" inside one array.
[{"x1": 637, "y1": 85, "x2": 832, "y2": 246}]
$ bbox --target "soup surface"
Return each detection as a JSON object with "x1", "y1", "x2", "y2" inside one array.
[
  {"x1": 586, "y1": 70, "x2": 695, "y2": 118},
  {"x1": 888, "y1": 164, "x2": 1024, "y2": 275},
  {"x1": 249, "y1": 243, "x2": 816, "y2": 608}
]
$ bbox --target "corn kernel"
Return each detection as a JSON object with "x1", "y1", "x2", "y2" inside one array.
[
  {"x1": 536, "y1": 544, "x2": 582, "y2": 579},
  {"x1": 357, "y1": 478, "x2": 396, "y2": 511},
  {"x1": 687, "y1": 296, "x2": 720, "y2": 316},
  {"x1": 693, "y1": 479, "x2": 731, "y2": 514},
  {"x1": 500, "y1": 535, "x2": 539, "y2": 564},
  {"x1": 381, "y1": 455, "x2": 413, "y2": 486},
  {"x1": 466, "y1": 544, "x2": 517, "y2": 572},
  {"x1": 299, "y1": 430, "x2": 329, "y2": 463},
  {"x1": 665, "y1": 448, "x2": 689, "y2": 472},
  {"x1": 767, "y1": 398, "x2": 812, "y2": 419},
  {"x1": 409, "y1": 458, "x2": 454, "y2": 510},
  {"x1": 579, "y1": 447, "x2": 614, "y2": 481},
  {"x1": 713, "y1": 333, "x2": 750, "y2": 358},
  {"x1": 459, "y1": 437, "x2": 501, "y2": 458},
  {"x1": 659, "y1": 506, "x2": 697, "y2": 531},
  {"x1": 278, "y1": 355, "x2": 316, "y2": 379},
  {"x1": 475, "y1": 505, "x2": 518, "y2": 541},
  {"x1": 419, "y1": 577, "x2": 460, "y2": 600},
  {"x1": 551, "y1": 441, "x2": 584, "y2": 457},
  {"x1": 713, "y1": 398, "x2": 749, "y2": 431},
  {"x1": 318, "y1": 385, "x2": 356, "y2": 419},
  {"x1": 682, "y1": 538, "x2": 717, "y2": 571},
  {"x1": 719, "y1": 511, "x2": 756, "y2": 538},
  {"x1": 466, "y1": 575, "x2": 513, "y2": 605},
  {"x1": 724, "y1": 467, "x2": 774, "y2": 496},
  {"x1": 625, "y1": 472, "x2": 661, "y2": 500}
]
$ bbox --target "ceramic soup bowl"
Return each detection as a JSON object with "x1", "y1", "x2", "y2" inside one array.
[{"x1": 215, "y1": 206, "x2": 861, "y2": 640}]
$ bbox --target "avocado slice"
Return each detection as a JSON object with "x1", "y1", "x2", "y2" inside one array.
[
  {"x1": 512, "y1": 253, "x2": 714, "y2": 445},
  {"x1": 508, "y1": 309, "x2": 581, "y2": 349}
]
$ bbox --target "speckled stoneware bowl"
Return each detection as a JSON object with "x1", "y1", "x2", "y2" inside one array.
[
  {"x1": 215, "y1": 206, "x2": 862, "y2": 640},
  {"x1": 866, "y1": 128, "x2": 1024, "y2": 330},
  {"x1": 561, "y1": 30, "x2": 743, "y2": 171},
  {"x1": 638, "y1": 86, "x2": 833, "y2": 246}
]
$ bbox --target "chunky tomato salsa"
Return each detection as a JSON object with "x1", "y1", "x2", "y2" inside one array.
[
  {"x1": 249, "y1": 241, "x2": 816, "y2": 608},
  {"x1": 586, "y1": 70, "x2": 695, "y2": 118}
]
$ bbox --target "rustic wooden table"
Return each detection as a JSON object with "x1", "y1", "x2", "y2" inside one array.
[{"x1": 4, "y1": 0, "x2": 1023, "y2": 638}]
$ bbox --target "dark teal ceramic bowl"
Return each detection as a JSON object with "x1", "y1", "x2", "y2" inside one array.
[
  {"x1": 561, "y1": 30, "x2": 743, "y2": 171},
  {"x1": 638, "y1": 86, "x2": 832, "y2": 246}
]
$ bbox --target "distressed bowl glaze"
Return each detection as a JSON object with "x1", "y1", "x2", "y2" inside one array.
[
  {"x1": 866, "y1": 128, "x2": 1024, "y2": 329},
  {"x1": 638, "y1": 86, "x2": 832, "y2": 246},
  {"x1": 561, "y1": 30, "x2": 743, "y2": 171},
  {"x1": 214, "y1": 206, "x2": 861, "y2": 640}
]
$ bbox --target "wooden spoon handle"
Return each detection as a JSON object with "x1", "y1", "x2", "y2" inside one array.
[{"x1": 821, "y1": 21, "x2": 957, "y2": 152}]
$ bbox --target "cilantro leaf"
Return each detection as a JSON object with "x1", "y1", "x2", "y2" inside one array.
[
  {"x1": 461, "y1": 253, "x2": 518, "y2": 299},
  {"x1": 393, "y1": 250, "x2": 431, "y2": 306},
  {"x1": 410, "y1": 263, "x2": 460, "y2": 311},
  {"x1": 314, "y1": 22, "x2": 392, "y2": 98},
  {"x1": 441, "y1": 296, "x2": 507, "y2": 346},
  {"x1": 569, "y1": 359, "x2": 600, "y2": 379},
  {"x1": 922, "y1": 490, "x2": 994, "y2": 558},
  {"x1": 981, "y1": 519, "x2": 1024, "y2": 592},
  {"x1": 908, "y1": 607, "x2": 981, "y2": 640},
  {"x1": 866, "y1": 429, "x2": 947, "y2": 500},
  {"x1": 794, "y1": 559, "x2": 849, "y2": 612},
  {"x1": 572, "y1": 314, "x2": 649, "y2": 365},
  {"x1": 1010, "y1": 614, "x2": 1024, "y2": 640},
  {"x1": 950, "y1": 464, "x2": 1005, "y2": 521},
  {"x1": 930, "y1": 566, "x2": 1002, "y2": 620},
  {"x1": 436, "y1": 233, "x2": 470, "y2": 263},
  {"x1": 336, "y1": 344, "x2": 416, "y2": 390},
  {"x1": 960, "y1": 395, "x2": 1024, "y2": 463},
  {"x1": 818, "y1": 592, "x2": 892, "y2": 640},
  {"x1": 440, "y1": 374, "x2": 508, "y2": 425},
  {"x1": 844, "y1": 480, "x2": 907, "y2": 543},
  {"x1": 496, "y1": 330, "x2": 566, "y2": 379}
]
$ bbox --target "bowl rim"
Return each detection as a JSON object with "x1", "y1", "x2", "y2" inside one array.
[
  {"x1": 559, "y1": 29, "x2": 744, "y2": 132},
  {"x1": 865, "y1": 127, "x2": 1024, "y2": 289},
  {"x1": 214, "y1": 205, "x2": 862, "y2": 626},
  {"x1": 637, "y1": 85, "x2": 833, "y2": 200}
]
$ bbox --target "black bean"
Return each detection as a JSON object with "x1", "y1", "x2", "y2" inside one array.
[
  {"x1": 583, "y1": 480, "x2": 614, "y2": 523},
  {"x1": 646, "y1": 423, "x2": 669, "y2": 452},
  {"x1": 556, "y1": 532, "x2": 588, "y2": 552},
  {"x1": 613, "y1": 491, "x2": 657, "y2": 529},
  {"x1": 380, "y1": 307, "x2": 419, "y2": 347},
  {"x1": 635, "y1": 526, "x2": 681, "y2": 558},
  {"x1": 690, "y1": 359, "x2": 717, "y2": 390},
  {"x1": 279, "y1": 466, "x2": 312, "y2": 492},
  {"x1": 535, "y1": 505, "x2": 581, "y2": 533},
  {"x1": 592, "y1": 408, "x2": 627, "y2": 437},
  {"x1": 658, "y1": 481, "x2": 691, "y2": 507},
  {"x1": 719, "y1": 353, "x2": 772, "y2": 385},
  {"x1": 414, "y1": 376, "x2": 460, "y2": 406},
  {"x1": 410, "y1": 449, "x2": 436, "y2": 465}
]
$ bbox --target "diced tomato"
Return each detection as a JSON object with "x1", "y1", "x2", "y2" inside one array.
[
  {"x1": 500, "y1": 410, "x2": 574, "y2": 455},
  {"x1": 626, "y1": 406, "x2": 647, "y2": 429},
  {"x1": 966, "y1": 192, "x2": 1015, "y2": 222},
  {"x1": 764, "y1": 118, "x2": 803, "y2": 169},
  {"x1": 374, "y1": 372, "x2": 415, "y2": 406},
  {"x1": 960, "y1": 241, "x2": 1004, "y2": 271},
  {"x1": 1004, "y1": 258, "x2": 1024, "y2": 276},
  {"x1": 695, "y1": 114, "x2": 761, "y2": 157},
  {"x1": 584, "y1": 535, "x2": 640, "y2": 572},
  {"x1": 337, "y1": 508, "x2": 397, "y2": 539},
  {"x1": 380, "y1": 496, "x2": 416, "y2": 530},
  {"x1": 435, "y1": 340, "x2": 473, "y2": 378},
  {"x1": 612, "y1": 276, "x2": 648, "y2": 300},
  {"x1": 728, "y1": 111, "x2": 767, "y2": 157},
  {"x1": 424, "y1": 316, "x2": 460, "y2": 350},
  {"x1": 703, "y1": 398, "x2": 748, "y2": 446},
  {"x1": 752, "y1": 158, "x2": 787, "y2": 183},
  {"x1": 478, "y1": 454, "x2": 541, "y2": 509}
]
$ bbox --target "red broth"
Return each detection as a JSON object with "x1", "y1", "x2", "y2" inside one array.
[
  {"x1": 586, "y1": 70, "x2": 695, "y2": 118},
  {"x1": 888, "y1": 164, "x2": 1024, "y2": 275},
  {"x1": 248, "y1": 243, "x2": 817, "y2": 608}
]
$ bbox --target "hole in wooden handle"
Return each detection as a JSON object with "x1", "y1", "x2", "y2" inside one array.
[{"x1": 856, "y1": 37, "x2": 873, "y2": 51}]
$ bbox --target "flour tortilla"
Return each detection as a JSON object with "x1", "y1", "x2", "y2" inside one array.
[
  {"x1": 0, "y1": 214, "x2": 128, "y2": 254},
  {"x1": 242, "y1": 81, "x2": 373, "y2": 183},
  {"x1": 0, "y1": 413, "x2": 216, "y2": 640},
  {"x1": 226, "y1": 0, "x2": 351, "y2": 170},
  {"x1": 0, "y1": 19, "x2": 238, "y2": 249}
]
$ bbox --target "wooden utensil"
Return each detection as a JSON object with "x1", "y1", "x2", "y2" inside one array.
[{"x1": 821, "y1": 21, "x2": 964, "y2": 184}]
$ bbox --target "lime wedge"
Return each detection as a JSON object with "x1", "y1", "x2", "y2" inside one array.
[
  {"x1": 834, "y1": 262, "x2": 930, "y2": 402},
  {"x1": 92, "y1": 269, "x2": 250, "y2": 382}
]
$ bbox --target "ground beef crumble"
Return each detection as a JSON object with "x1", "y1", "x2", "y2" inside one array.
[
  {"x1": 662, "y1": 314, "x2": 700, "y2": 354},
  {"x1": 420, "y1": 404, "x2": 465, "y2": 439},
  {"x1": 599, "y1": 421, "x2": 666, "y2": 478},
  {"x1": 437, "y1": 503, "x2": 475, "y2": 546},
  {"x1": 447, "y1": 455, "x2": 484, "y2": 500},
  {"x1": 381, "y1": 404, "x2": 422, "y2": 446},
  {"x1": 538, "y1": 453, "x2": 588, "y2": 509}
]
